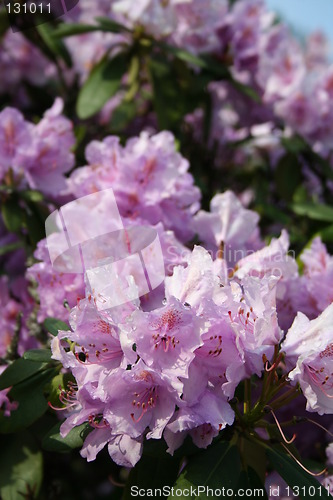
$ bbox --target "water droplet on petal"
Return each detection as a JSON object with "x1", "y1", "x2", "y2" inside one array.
[
  {"x1": 183, "y1": 302, "x2": 191, "y2": 309},
  {"x1": 162, "y1": 298, "x2": 167, "y2": 305}
]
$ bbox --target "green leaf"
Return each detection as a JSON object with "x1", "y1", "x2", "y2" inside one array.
[
  {"x1": 0, "y1": 369, "x2": 56, "y2": 433},
  {"x1": 53, "y1": 22, "x2": 101, "y2": 38},
  {"x1": 307, "y1": 150, "x2": 333, "y2": 181},
  {"x1": 95, "y1": 16, "x2": 132, "y2": 33},
  {"x1": 23, "y1": 349, "x2": 52, "y2": 363},
  {"x1": 0, "y1": 8, "x2": 10, "y2": 38},
  {"x1": 20, "y1": 190, "x2": 44, "y2": 203},
  {"x1": 158, "y1": 42, "x2": 229, "y2": 78},
  {"x1": 274, "y1": 153, "x2": 302, "y2": 201},
  {"x1": 123, "y1": 442, "x2": 181, "y2": 500},
  {"x1": 24, "y1": 204, "x2": 48, "y2": 247},
  {"x1": 291, "y1": 202, "x2": 333, "y2": 222},
  {"x1": 318, "y1": 223, "x2": 333, "y2": 242},
  {"x1": 281, "y1": 135, "x2": 307, "y2": 155},
  {"x1": 53, "y1": 18, "x2": 131, "y2": 38},
  {"x1": 159, "y1": 43, "x2": 259, "y2": 100},
  {"x1": 267, "y1": 447, "x2": 332, "y2": 500},
  {"x1": 169, "y1": 441, "x2": 241, "y2": 499},
  {"x1": 42, "y1": 421, "x2": 90, "y2": 453},
  {"x1": 0, "y1": 431, "x2": 43, "y2": 500},
  {"x1": 76, "y1": 52, "x2": 128, "y2": 119},
  {"x1": 241, "y1": 437, "x2": 267, "y2": 484},
  {"x1": 37, "y1": 22, "x2": 72, "y2": 67},
  {"x1": 1, "y1": 198, "x2": 23, "y2": 233},
  {"x1": 109, "y1": 100, "x2": 137, "y2": 132},
  {"x1": 237, "y1": 467, "x2": 268, "y2": 499},
  {"x1": 0, "y1": 358, "x2": 47, "y2": 391},
  {"x1": 149, "y1": 56, "x2": 193, "y2": 132},
  {"x1": 43, "y1": 317, "x2": 70, "y2": 336}
]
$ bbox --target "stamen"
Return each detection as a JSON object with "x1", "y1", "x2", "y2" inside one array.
[
  {"x1": 88, "y1": 414, "x2": 110, "y2": 429},
  {"x1": 265, "y1": 406, "x2": 296, "y2": 444},
  {"x1": 281, "y1": 443, "x2": 326, "y2": 476}
]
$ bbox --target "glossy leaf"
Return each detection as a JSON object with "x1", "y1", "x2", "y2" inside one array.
[
  {"x1": 318, "y1": 223, "x2": 333, "y2": 242},
  {"x1": 109, "y1": 100, "x2": 137, "y2": 132},
  {"x1": 275, "y1": 153, "x2": 302, "y2": 201},
  {"x1": 169, "y1": 441, "x2": 241, "y2": 499},
  {"x1": 20, "y1": 190, "x2": 44, "y2": 203},
  {"x1": 123, "y1": 442, "x2": 181, "y2": 500},
  {"x1": 149, "y1": 56, "x2": 196, "y2": 132},
  {"x1": 291, "y1": 202, "x2": 333, "y2": 222},
  {"x1": 0, "y1": 358, "x2": 47, "y2": 391},
  {"x1": 23, "y1": 349, "x2": 52, "y2": 363},
  {"x1": 281, "y1": 135, "x2": 307, "y2": 155},
  {"x1": 0, "y1": 431, "x2": 43, "y2": 500},
  {"x1": 95, "y1": 16, "x2": 132, "y2": 33},
  {"x1": 1, "y1": 197, "x2": 23, "y2": 233},
  {"x1": 53, "y1": 22, "x2": 101, "y2": 38},
  {"x1": 0, "y1": 369, "x2": 56, "y2": 433},
  {"x1": 237, "y1": 467, "x2": 268, "y2": 499},
  {"x1": 37, "y1": 23, "x2": 72, "y2": 67},
  {"x1": 42, "y1": 421, "x2": 90, "y2": 453},
  {"x1": 76, "y1": 52, "x2": 128, "y2": 119},
  {"x1": 159, "y1": 42, "x2": 229, "y2": 77},
  {"x1": 43, "y1": 317, "x2": 70, "y2": 336},
  {"x1": 267, "y1": 447, "x2": 332, "y2": 499}
]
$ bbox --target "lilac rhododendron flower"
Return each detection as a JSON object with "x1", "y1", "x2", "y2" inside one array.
[
  {"x1": 164, "y1": 386, "x2": 234, "y2": 454},
  {"x1": 120, "y1": 296, "x2": 203, "y2": 380},
  {"x1": 69, "y1": 131, "x2": 200, "y2": 241},
  {"x1": 282, "y1": 303, "x2": 333, "y2": 414},
  {"x1": 228, "y1": 0, "x2": 274, "y2": 73},
  {"x1": 0, "y1": 107, "x2": 33, "y2": 180},
  {"x1": 194, "y1": 190, "x2": 262, "y2": 267},
  {"x1": 171, "y1": 0, "x2": 228, "y2": 54},
  {"x1": 103, "y1": 360, "x2": 181, "y2": 439},
  {"x1": 257, "y1": 24, "x2": 306, "y2": 102},
  {"x1": 27, "y1": 238, "x2": 85, "y2": 322},
  {"x1": 0, "y1": 99, "x2": 75, "y2": 197},
  {"x1": 297, "y1": 237, "x2": 333, "y2": 315},
  {"x1": 111, "y1": 0, "x2": 178, "y2": 37},
  {"x1": 0, "y1": 31, "x2": 56, "y2": 99}
]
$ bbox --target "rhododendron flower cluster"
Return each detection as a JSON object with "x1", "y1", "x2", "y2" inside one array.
[
  {"x1": 0, "y1": 98, "x2": 75, "y2": 197},
  {"x1": 19, "y1": 127, "x2": 333, "y2": 474},
  {"x1": 51, "y1": 245, "x2": 280, "y2": 465}
]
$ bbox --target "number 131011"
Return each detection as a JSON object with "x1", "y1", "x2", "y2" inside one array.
[{"x1": 6, "y1": 3, "x2": 51, "y2": 14}]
